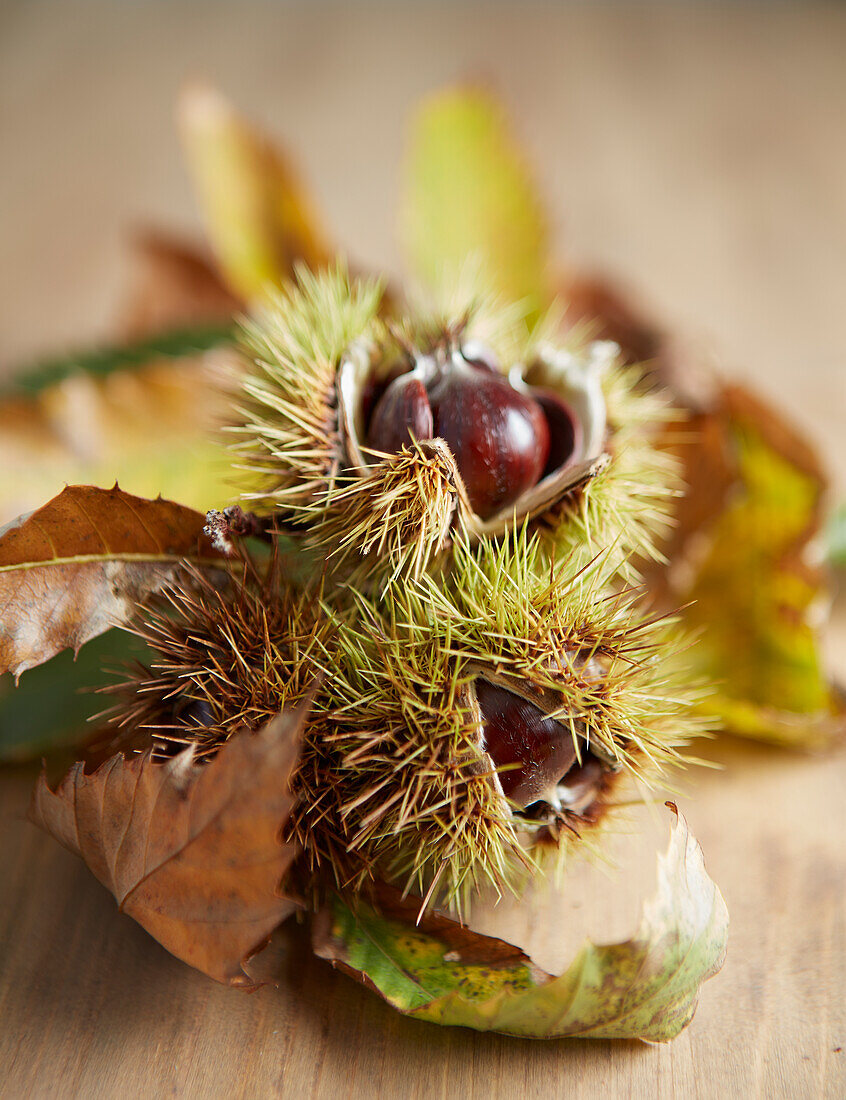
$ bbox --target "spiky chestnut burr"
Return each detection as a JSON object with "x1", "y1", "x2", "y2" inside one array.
[
  {"x1": 232, "y1": 263, "x2": 384, "y2": 517},
  {"x1": 306, "y1": 438, "x2": 460, "y2": 582},
  {"x1": 106, "y1": 520, "x2": 700, "y2": 913},
  {"x1": 292, "y1": 528, "x2": 702, "y2": 908},
  {"x1": 102, "y1": 556, "x2": 325, "y2": 761},
  {"x1": 232, "y1": 268, "x2": 682, "y2": 590},
  {"x1": 531, "y1": 355, "x2": 685, "y2": 585},
  {"x1": 231, "y1": 268, "x2": 634, "y2": 580}
]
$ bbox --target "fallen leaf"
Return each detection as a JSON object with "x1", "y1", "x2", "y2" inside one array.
[
  {"x1": 0, "y1": 485, "x2": 221, "y2": 679},
  {"x1": 400, "y1": 87, "x2": 552, "y2": 325},
  {"x1": 30, "y1": 710, "x2": 304, "y2": 988},
  {"x1": 560, "y1": 272, "x2": 843, "y2": 748},
  {"x1": 313, "y1": 805, "x2": 727, "y2": 1041},
  {"x1": 178, "y1": 83, "x2": 331, "y2": 302}
]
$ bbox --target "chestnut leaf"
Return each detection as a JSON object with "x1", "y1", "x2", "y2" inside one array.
[
  {"x1": 312, "y1": 809, "x2": 721, "y2": 1038},
  {"x1": 313, "y1": 806, "x2": 728, "y2": 1041},
  {"x1": 30, "y1": 710, "x2": 304, "y2": 989},
  {"x1": 666, "y1": 385, "x2": 845, "y2": 748},
  {"x1": 556, "y1": 272, "x2": 843, "y2": 749},
  {"x1": 401, "y1": 88, "x2": 551, "y2": 325},
  {"x1": 178, "y1": 83, "x2": 331, "y2": 302},
  {"x1": 0, "y1": 485, "x2": 222, "y2": 680}
]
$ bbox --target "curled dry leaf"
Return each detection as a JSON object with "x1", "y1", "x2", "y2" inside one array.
[
  {"x1": 30, "y1": 710, "x2": 305, "y2": 988},
  {"x1": 313, "y1": 805, "x2": 727, "y2": 1041},
  {"x1": 0, "y1": 485, "x2": 221, "y2": 679}
]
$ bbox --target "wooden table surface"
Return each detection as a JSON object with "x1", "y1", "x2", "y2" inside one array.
[{"x1": 1, "y1": 4, "x2": 845, "y2": 1098}]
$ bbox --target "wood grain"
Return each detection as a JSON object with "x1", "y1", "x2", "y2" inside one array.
[
  {"x1": 2, "y1": 736, "x2": 845, "y2": 1098},
  {"x1": 1, "y1": 3, "x2": 845, "y2": 1097}
]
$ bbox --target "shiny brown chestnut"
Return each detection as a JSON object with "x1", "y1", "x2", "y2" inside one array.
[
  {"x1": 367, "y1": 347, "x2": 561, "y2": 519},
  {"x1": 367, "y1": 372, "x2": 434, "y2": 455},
  {"x1": 476, "y1": 679, "x2": 601, "y2": 812}
]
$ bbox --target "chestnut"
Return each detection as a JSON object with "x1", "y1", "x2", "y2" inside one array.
[
  {"x1": 476, "y1": 679, "x2": 582, "y2": 810},
  {"x1": 367, "y1": 346, "x2": 553, "y2": 519},
  {"x1": 427, "y1": 353, "x2": 550, "y2": 518},
  {"x1": 367, "y1": 372, "x2": 433, "y2": 455}
]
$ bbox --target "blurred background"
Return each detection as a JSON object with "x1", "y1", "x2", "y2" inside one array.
[{"x1": 2, "y1": 1, "x2": 845, "y2": 483}]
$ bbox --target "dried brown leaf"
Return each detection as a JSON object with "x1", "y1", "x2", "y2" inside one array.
[
  {"x1": 0, "y1": 485, "x2": 221, "y2": 679},
  {"x1": 118, "y1": 229, "x2": 240, "y2": 339},
  {"x1": 30, "y1": 710, "x2": 305, "y2": 988},
  {"x1": 561, "y1": 274, "x2": 665, "y2": 368}
]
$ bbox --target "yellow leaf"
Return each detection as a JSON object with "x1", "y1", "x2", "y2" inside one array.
[
  {"x1": 400, "y1": 87, "x2": 552, "y2": 324},
  {"x1": 0, "y1": 353, "x2": 235, "y2": 526},
  {"x1": 666, "y1": 384, "x2": 843, "y2": 747},
  {"x1": 178, "y1": 84, "x2": 331, "y2": 302}
]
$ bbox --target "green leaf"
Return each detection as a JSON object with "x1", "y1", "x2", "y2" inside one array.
[
  {"x1": 0, "y1": 628, "x2": 151, "y2": 761},
  {"x1": 178, "y1": 84, "x2": 331, "y2": 302},
  {"x1": 313, "y1": 806, "x2": 728, "y2": 1042},
  {"x1": 400, "y1": 88, "x2": 552, "y2": 324},
  {"x1": 0, "y1": 323, "x2": 234, "y2": 398}
]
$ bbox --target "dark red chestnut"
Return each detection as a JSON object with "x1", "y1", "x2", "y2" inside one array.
[
  {"x1": 425, "y1": 353, "x2": 549, "y2": 518},
  {"x1": 367, "y1": 372, "x2": 434, "y2": 455},
  {"x1": 364, "y1": 345, "x2": 589, "y2": 519},
  {"x1": 476, "y1": 679, "x2": 579, "y2": 809}
]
